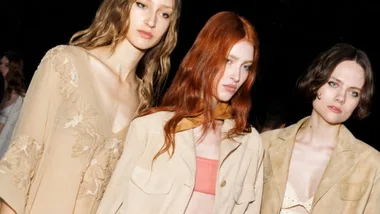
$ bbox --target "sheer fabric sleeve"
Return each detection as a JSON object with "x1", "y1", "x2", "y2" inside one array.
[{"x1": 0, "y1": 46, "x2": 63, "y2": 214}]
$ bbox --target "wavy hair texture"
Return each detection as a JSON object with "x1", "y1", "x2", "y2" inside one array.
[
  {"x1": 69, "y1": 0, "x2": 182, "y2": 112},
  {"x1": 2, "y1": 51, "x2": 26, "y2": 99},
  {"x1": 141, "y1": 11, "x2": 260, "y2": 160}
]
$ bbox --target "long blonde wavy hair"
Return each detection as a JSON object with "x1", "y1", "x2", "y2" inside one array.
[{"x1": 69, "y1": 0, "x2": 181, "y2": 112}]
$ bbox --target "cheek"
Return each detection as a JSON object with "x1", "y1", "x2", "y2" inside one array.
[
  {"x1": 239, "y1": 72, "x2": 249, "y2": 86},
  {"x1": 157, "y1": 21, "x2": 170, "y2": 38},
  {"x1": 128, "y1": 8, "x2": 143, "y2": 28},
  {"x1": 346, "y1": 99, "x2": 360, "y2": 112}
]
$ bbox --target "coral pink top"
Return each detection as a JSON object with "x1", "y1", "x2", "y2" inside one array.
[{"x1": 193, "y1": 156, "x2": 219, "y2": 195}]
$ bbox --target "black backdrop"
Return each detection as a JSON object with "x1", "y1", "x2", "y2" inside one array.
[{"x1": 1, "y1": 0, "x2": 379, "y2": 149}]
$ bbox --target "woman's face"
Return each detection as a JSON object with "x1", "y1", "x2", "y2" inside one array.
[
  {"x1": 126, "y1": 0, "x2": 174, "y2": 50},
  {"x1": 0, "y1": 56, "x2": 9, "y2": 77},
  {"x1": 312, "y1": 60, "x2": 365, "y2": 125},
  {"x1": 215, "y1": 40, "x2": 254, "y2": 102}
]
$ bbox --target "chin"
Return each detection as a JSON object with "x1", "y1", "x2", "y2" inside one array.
[
  {"x1": 218, "y1": 97, "x2": 232, "y2": 103},
  {"x1": 136, "y1": 38, "x2": 161, "y2": 49},
  {"x1": 322, "y1": 115, "x2": 346, "y2": 125},
  {"x1": 131, "y1": 42, "x2": 151, "y2": 51}
]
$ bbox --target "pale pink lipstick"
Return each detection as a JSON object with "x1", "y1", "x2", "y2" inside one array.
[
  {"x1": 223, "y1": 84, "x2": 237, "y2": 92},
  {"x1": 138, "y1": 30, "x2": 153, "y2": 39},
  {"x1": 328, "y1": 106, "x2": 342, "y2": 114}
]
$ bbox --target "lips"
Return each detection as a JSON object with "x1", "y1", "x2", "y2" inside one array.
[
  {"x1": 138, "y1": 30, "x2": 153, "y2": 39},
  {"x1": 328, "y1": 106, "x2": 342, "y2": 114},
  {"x1": 223, "y1": 84, "x2": 237, "y2": 92}
]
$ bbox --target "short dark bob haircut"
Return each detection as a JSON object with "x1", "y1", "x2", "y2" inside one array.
[{"x1": 298, "y1": 43, "x2": 374, "y2": 119}]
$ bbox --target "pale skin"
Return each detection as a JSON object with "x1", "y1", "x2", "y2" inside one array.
[
  {"x1": 0, "y1": 0, "x2": 174, "y2": 212},
  {"x1": 84, "y1": 39, "x2": 143, "y2": 133},
  {"x1": 185, "y1": 40, "x2": 254, "y2": 214},
  {"x1": 85, "y1": 0, "x2": 174, "y2": 133},
  {"x1": 285, "y1": 60, "x2": 365, "y2": 214}
]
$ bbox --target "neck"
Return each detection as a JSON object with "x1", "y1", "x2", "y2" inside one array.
[
  {"x1": 298, "y1": 110, "x2": 341, "y2": 147},
  {"x1": 99, "y1": 39, "x2": 146, "y2": 82}
]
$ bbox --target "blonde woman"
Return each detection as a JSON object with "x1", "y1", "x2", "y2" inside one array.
[{"x1": 0, "y1": 0, "x2": 181, "y2": 213}]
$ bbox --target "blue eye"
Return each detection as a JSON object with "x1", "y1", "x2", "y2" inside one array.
[{"x1": 350, "y1": 91, "x2": 359, "y2": 97}]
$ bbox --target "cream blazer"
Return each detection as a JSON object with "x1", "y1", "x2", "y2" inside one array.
[
  {"x1": 97, "y1": 111, "x2": 264, "y2": 214},
  {"x1": 261, "y1": 117, "x2": 380, "y2": 214}
]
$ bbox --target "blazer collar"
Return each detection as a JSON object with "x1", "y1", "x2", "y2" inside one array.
[
  {"x1": 268, "y1": 118, "x2": 306, "y2": 201},
  {"x1": 312, "y1": 122, "x2": 357, "y2": 206},
  {"x1": 268, "y1": 117, "x2": 358, "y2": 206},
  {"x1": 176, "y1": 119, "x2": 244, "y2": 176}
]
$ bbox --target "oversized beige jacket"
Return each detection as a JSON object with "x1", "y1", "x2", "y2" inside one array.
[
  {"x1": 97, "y1": 111, "x2": 264, "y2": 214},
  {"x1": 261, "y1": 117, "x2": 380, "y2": 214},
  {"x1": 0, "y1": 45, "x2": 135, "y2": 213}
]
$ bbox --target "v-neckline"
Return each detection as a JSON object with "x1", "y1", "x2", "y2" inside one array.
[{"x1": 76, "y1": 46, "x2": 133, "y2": 135}]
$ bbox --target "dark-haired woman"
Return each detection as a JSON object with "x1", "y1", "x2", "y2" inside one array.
[{"x1": 261, "y1": 43, "x2": 380, "y2": 214}]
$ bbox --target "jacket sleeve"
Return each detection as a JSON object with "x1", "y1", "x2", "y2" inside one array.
[
  {"x1": 96, "y1": 118, "x2": 147, "y2": 214},
  {"x1": 363, "y1": 153, "x2": 380, "y2": 214},
  {"x1": 0, "y1": 46, "x2": 62, "y2": 214}
]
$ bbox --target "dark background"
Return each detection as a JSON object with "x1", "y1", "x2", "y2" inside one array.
[{"x1": 1, "y1": 0, "x2": 378, "y2": 149}]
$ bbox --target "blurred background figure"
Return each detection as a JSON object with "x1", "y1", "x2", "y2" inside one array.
[
  {"x1": 0, "y1": 71, "x2": 5, "y2": 105},
  {"x1": 0, "y1": 51, "x2": 26, "y2": 158}
]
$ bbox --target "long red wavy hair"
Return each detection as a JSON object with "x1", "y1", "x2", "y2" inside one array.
[{"x1": 141, "y1": 11, "x2": 260, "y2": 159}]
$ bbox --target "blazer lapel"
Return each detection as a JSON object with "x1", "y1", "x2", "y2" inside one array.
[
  {"x1": 268, "y1": 120, "x2": 305, "y2": 201},
  {"x1": 175, "y1": 119, "x2": 246, "y2": 176},
  {"x1": 312, "y1": 125, "x2": 357, "y2": 206},
  {"x1": 218, "y1": 120, "x2": 242, "y2": 170},
  {"x1": 176, "y1": 129, "x2": 196, "y2": 175}
]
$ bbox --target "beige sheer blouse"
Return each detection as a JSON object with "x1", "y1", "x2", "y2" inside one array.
[{"x1": 0, "y1": 45, "x2": 136, "y2": 214}]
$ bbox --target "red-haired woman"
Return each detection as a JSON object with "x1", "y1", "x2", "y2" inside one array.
[{"x1": 97, "y1": 11, "x2": 263, "y2": 214}]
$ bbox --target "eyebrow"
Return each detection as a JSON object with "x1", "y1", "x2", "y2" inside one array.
[
  {"x1": 145, "y1": 0, "x2": 173, "y2": 9},
  {"x1": 330, "y1": 76, "x2": 362, "y2": 91},
  {"x1": 228, "y1": 54, "x2": 253, "y2": 63}
]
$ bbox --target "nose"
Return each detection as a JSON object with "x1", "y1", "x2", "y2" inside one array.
[
  {"x1": 229, "y1": 66, "x2": 241, "y2": 82},
  {"x1": 335, "y1": 90, "x2": 346, "y2": 104},
  {"x1": 144, "y1": 9, "x2": 157, "y2": 28}
]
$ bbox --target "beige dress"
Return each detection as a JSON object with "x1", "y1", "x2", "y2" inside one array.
[{"x1": 0, "y1": 45, "x2": 139, "y2": 214}]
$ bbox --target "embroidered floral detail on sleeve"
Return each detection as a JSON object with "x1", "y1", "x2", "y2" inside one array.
[
  {"x1": 78, "y1": 158, "x2": 105, "y2": 197},
  {"x1": 0, "y1": 136, "x2": 43, "y2": 190},
  {"x1": 105, "y1": 138, "x2": 122, "y2": 154},
  {"x1": 40, "y1": 45, "x2": 66, "y2": 64},
  {"x1": 77, "y1": 136, "x2": 124, "y2": 200},
  {"x1": 60, "y1": 97, "x2": 99, "y2": 158},
  {"x1": 47, "y1": 46, "x2": 129, "y2": 202},
  {"x1": 52, "y1": 51, "x2": 79, "y2": 99}
]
